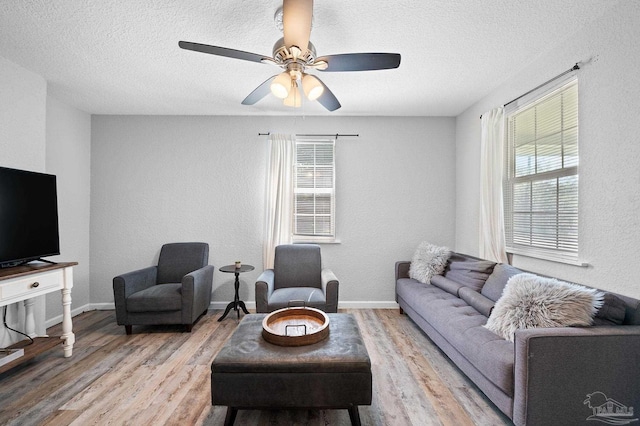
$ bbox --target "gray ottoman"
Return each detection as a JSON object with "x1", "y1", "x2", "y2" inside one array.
[{"x1": 211, "y1": 313, "x2": 372, "y2": 425}]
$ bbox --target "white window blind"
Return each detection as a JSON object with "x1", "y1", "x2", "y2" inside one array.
[
  {"x1": 504, "y1": 78, "x2": 579, "y2": 262},
  {"x1": 293, "y1": 139, "x2": 335, "y2": 240}
]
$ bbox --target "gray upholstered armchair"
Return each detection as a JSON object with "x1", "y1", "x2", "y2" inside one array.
[
  {"x1": 113, "y1": 242, "x2": 214, "y2": 334},
  {"x1": 255, "y1": 244, "x2": 339, "y2": 313}
]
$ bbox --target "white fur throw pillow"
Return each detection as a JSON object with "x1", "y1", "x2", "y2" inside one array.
[
  {"x1": 485, "y1": 273, "x2": 604, "y2": 342},
  {"x1": 409, "y1": 242, "x2": 451, "y2": 284}
]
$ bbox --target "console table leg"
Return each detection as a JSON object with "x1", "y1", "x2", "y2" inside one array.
[
  {"x1": 348, "y1": 406, "x2": 362, "y2": 426},
  {"x1": 23, "y1": 298, "x2": 37, "y2": 338},
  {"x1": 224, "y1": 407, "x2": 238, "y2": 426},
  {"x1": 60, "y1": 284, "x2": 75, "y2": 357}
]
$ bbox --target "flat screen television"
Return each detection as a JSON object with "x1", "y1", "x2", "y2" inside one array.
[{"x1": 0, "y1": 166, "x2": 60, "y2": 268}]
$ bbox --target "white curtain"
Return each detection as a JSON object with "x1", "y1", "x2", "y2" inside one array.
[
  {"x1": 479, "y1": 107, "x2": 509, "y2": 263},
  {"x1": 263, "y1": 133, "x2": 295, "y2": 269}
]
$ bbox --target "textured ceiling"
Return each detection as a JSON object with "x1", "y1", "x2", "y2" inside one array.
[{"x1": 0, "y1": 0, "x2": 620, "y2": 116}]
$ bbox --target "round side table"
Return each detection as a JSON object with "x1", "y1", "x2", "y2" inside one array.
[{"x1": 218, "y1": 264, "x2": 254, "y2": 321}]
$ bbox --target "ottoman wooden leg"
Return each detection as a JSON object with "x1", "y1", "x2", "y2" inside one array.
[
  {"x1": 223, "y1": 407, "x2": 238, "y2": 426},
  {"x1": 348, "y1": 406, "x2": 361, "y2": 426}
]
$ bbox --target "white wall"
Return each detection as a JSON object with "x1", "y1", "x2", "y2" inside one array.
[
  {"x1": 90, "y1": 115, "x2": 456, "y2": 307},
  {"x1": 0, "y1": 55, "x2": 47, "y2": 346},
  {"x1": 0, "y1": 55, "x2": 91, "y2": 347},
  {"x1": 455, "y1": 1, "x2": 640, "y2": 298},
  {"x1": 45, "y1": 95, "x2": 92, "y2": 323}
]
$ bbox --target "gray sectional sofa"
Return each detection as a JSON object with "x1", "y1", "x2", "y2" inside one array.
[{"x1": 395, "y1": 252, "x2": 640, "y2": 426}]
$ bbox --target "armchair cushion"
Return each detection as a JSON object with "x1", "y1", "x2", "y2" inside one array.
[
  {"x1": 126, "y1": 283, "x2": 182, "y2": 312},
  {"x1": 268, "y1": 287, "x2": 327, "y2": 310}
]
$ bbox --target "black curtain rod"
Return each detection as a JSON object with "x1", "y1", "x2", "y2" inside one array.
[
  {"x1": 480, "y1": 62, "x2": 580, "y2": 119},
  {"x1": 258, "y1": 133, "x2": 359, "y2": 137}
]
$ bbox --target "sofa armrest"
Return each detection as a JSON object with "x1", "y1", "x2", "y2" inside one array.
[
  {"x1": 255, "y1": 269, "x2": 275, "y2": 313},
  {"x1": 395, "y1": 261, "x2": 411, "y2": 303},
  {"x1": 321, "y1": 268, "x2": 339, "y2": 313},
  {"x1": 513, "y1": 325, "x2": 640, "y2": 426},
  {"x1": 395, "y1": 261, "x2": 411, "y2": 281},
  {"x1": 181, "y1": 265, "x2": 215, "y2": 323}
]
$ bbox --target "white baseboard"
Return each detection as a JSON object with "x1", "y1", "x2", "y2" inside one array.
[
  {"x1": 338, "y1": 301, "x2": 399, "y2": 309},
  {"x1": 45, "y1": 300, "x2": 399, "y2": 326},
  {"x1": 45, "y1": 303, "x2": 93, "y2": 328},
  {"x1": 91, "y1": 302, "x2": 116, "y2": 311}
]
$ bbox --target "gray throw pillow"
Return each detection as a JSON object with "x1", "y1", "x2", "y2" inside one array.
[
  {"x1": 444, "y1": 260, "x2": 496, "y2": 292},
  {"x1": 481, "y1": 263, "x2": 523, "y2": 302}
]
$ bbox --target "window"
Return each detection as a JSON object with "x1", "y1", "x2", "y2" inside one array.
[
  {"x1": 293, "y1": 138, "x2": 336, "y2": 242},
  {"x1": 504, "y1": 78, "x2": 579, "y2": 263}
]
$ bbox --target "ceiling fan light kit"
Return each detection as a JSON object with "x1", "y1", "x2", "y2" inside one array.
[
  {"x1": 179, "y1": 0, "x2": 401, "y2": 111},
  {"x1": 271, "y1": 72, "x2": 291, "y2": 99},
  {"x1": 302, "y1": 74, "x2": 323, "y2": 101}
]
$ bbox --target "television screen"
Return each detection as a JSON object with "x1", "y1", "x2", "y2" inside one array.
[{"x1": 0, "y1": 166, "x2": 60, "y2": 268}]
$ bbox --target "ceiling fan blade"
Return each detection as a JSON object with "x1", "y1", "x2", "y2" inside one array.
[
  {"x1": 283, "y1": 0, "x2": 313, "y2": 52},
  {"x1": 242, "y1": 76, "x2": 277, "y2": 105},
  {"x1": 179, "y1": 41, "x2": 268, "y2": 63},
  {"x1": 316, "y1": 53, "x2": 401, "y2": 72},
  {"x1": 315, "y1": 77, "x2": 341, "y2": 111}
]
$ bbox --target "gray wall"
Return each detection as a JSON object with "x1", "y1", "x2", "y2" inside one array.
[
  {"x1": 90, "y1": 115, "x2": 456, "y2": 307},
  {"x1": 455, "y1": 1, "x2": 640, "y2": 298}
]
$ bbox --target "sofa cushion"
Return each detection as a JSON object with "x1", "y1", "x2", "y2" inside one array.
[
  {"x1": 459, "y1": 287, "x2": 495, "y2": 317},
  {"x1": 409, "y1": 242, "x2": 451, "y2": 284},
  {"x1": 268, "y1": 287, "x2": 326, "y2": 309},
  {"x1": 127, "y1": 283, "x2": 182, "y2": 312},
  {"x1": 444, "y1": 260, "x2": 496, "y2": 292},
  {"x1": 481, "y1": 263, "x2": 524, "y2": 302},
  {"x1": 430, "y1": 275, "x2": 464, "y2": 296},
  {"x1": 594, "y1": 293, "x2": 627, "y2": 326},
  {"x1": 485, "y1": 273, "x2": 604, "y2": 342}
]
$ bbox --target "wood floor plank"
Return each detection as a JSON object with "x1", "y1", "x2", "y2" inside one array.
[
  {"x1": 0, "y1": 309, "x2": 514, "y2": 425},
  {"x1": 377, "y1": 309, "x2": 476, "y2": 426},
  {"x1": 354, "y1": 309, "x2": 439, "y2": 425}
]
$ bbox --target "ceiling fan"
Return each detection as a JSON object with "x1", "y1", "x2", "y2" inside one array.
[{"x1": 179, "y1": 0, "x2": 401, "y2": 111}]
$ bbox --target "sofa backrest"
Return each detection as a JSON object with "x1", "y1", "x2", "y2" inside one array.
[
  {"x1": 403, "y1": 251, "x2": 640, "y2": 325},
  {"x1": 480, "y1": 262, "x2": 640, "y2": 326},
  {"x1": 480, "y1": 263, "x2": 523, "y2": 302}
]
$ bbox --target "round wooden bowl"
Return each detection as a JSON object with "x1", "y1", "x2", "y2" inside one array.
[{"x1": 262, "y1": 307, "x2": 330, "y2": 347}]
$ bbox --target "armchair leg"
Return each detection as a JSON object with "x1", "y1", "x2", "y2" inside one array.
[
  {"x1": 125, "y1": 325, "x2": 132, "y2": 335},
  {"x1": 185, "y1": 323, "x2": 193, "y2": 332}
]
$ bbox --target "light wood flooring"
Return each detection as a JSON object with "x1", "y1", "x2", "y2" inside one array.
[{"x1": 0, "y1": 309, "x2": 512, "y2": 425}]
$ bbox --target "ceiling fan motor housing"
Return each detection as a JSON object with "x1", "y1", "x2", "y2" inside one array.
[{"x1": 272, "y1": 37, "x2": 316, "y2": 69}]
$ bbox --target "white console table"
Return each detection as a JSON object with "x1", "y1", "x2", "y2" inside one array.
[{"x1": 0, "y1": 262, "x2": 76, "y2": 358}]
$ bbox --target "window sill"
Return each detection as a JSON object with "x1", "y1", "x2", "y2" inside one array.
[
  {"x1": 507, "y1": 247, "x2": 588, "y2": 267},
  {"x1": 292, "y1": 238, "x2": 341, "y2": 245}
]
